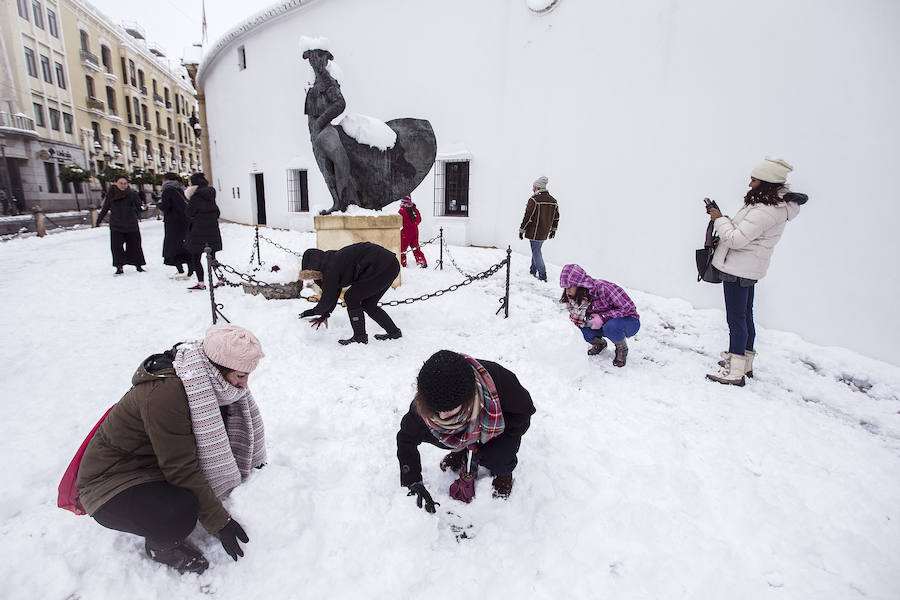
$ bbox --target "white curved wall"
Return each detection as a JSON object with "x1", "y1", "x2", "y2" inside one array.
[{"x1": 200, "y1": 0, "x2": 900, "y2": 365}]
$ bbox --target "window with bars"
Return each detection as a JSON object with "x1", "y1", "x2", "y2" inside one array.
[
  {"x1": 32, "y1": 0, "x2": 43, "y2": 28},
  {"x1": 55, "y1": 62, "x2": 65, "y2": 88},
  {"x1": 40, "y1": 55, "x2": 52, "y2": 83},
  {"x1": 287, "y1": 169, "x2": 309, "y2": 212},
  {"x1": 24, "y1": 47, "x2": 37, "y2": 77},
  {"x1": 433, "y1": 160, "x2": 469, "y2": 216},
  {"x1": 47, "y1": 9, "x2": 58, "y2": 37}
]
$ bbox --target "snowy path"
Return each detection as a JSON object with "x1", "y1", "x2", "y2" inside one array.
[{"x1": 1, "y1": 222, "x2": 898, "y2": 599}]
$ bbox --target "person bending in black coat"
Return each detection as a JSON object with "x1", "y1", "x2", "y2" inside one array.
[
  {"x1": 397, "y1": 350, "x2": 536, "y2": 510},
  {"x1": 299, "y1": 242, "x2": 402, "y2": 345},
  {"x1": 96, "y1": 175, "x2": 147, "y2": 275}
]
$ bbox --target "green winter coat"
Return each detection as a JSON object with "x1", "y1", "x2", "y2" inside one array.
[{"x1": 75, "y1": 351, "x2": 231, "y2": 533}]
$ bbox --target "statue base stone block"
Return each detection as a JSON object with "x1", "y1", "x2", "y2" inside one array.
[{"x1": 313, "y1": 214, "x2": 403, "y2": 288}]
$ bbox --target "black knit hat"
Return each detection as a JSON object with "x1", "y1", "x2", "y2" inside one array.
[{"x1": 417, "y1": 350, "x2": 476, "y2": 412}]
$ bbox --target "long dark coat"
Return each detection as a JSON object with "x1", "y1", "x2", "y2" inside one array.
[
  {"x1": 396, "y1": 360, "x2": 536, "y2": 487},
  {"x1": 97, "y1": 187, "x2": 141, "y2": 232},
  {"x1": 184, "y1": 185, "x2": 222, "y2": 254},
  {"x1": 157, "y1": 181, "x2": 191, "y2": 264},
  {"x1": 301, "y1": 242, "x2": 400, "y2": 317}
]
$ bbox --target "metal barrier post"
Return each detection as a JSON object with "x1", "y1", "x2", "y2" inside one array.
[
  {"x1": 205, "y1": 245, "x2": 217, "y2": 324},
  {"x1": 503, "y1": 246, "x2": 511, "y2": 318},
  {"x1": 439, "y1": 227, "x2": 443, "y2": 270},
  {"x1": 33, "y1": 206, "x2": 46, "y2": 237},
  {"x1": 255, "y1": 225, "x2": 261, "y2": 266}
]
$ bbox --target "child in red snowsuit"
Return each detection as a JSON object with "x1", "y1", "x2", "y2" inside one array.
[{"x1": 399, "y1": 196, "x2": 427, "y2": 268}]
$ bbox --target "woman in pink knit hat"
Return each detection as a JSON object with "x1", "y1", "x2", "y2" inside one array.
[{"x1": 72, "y1": 324, "x2": 266, "y2": 575}]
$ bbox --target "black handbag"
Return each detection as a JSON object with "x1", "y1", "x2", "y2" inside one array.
[{"x1": 695, "y1": 220, "x2": 721, "y2": 283}]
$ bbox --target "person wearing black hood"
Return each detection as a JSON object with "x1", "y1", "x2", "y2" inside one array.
[
  {"x1": 299, "y1": 242, "x2": 402, "y2": 345},
  {"x1": 157, "y1": 173, "x2": 193, "y2": 278},
  {"x1": 397, "y1": 350, "x2": 535, "y2": 509},
  {"x1": 184, "y1": 173, "x2": 223, "y2": 291},
  {"x1": 96, "y1": 175, "x2": 147, "y2": 275}
]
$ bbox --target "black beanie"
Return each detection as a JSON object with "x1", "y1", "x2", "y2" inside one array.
[{"x1": 417, "y1": 350, "x2": 476, "y2": 412}]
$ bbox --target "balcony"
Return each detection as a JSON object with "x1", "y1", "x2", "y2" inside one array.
[
  {"x1": 122, "y1": 21, "x2": 145, "y2": 40},
  {"x1": 0, "y1": 111, "x2": 38, "y2": 135},
  {"x1": 156, "y1": 127, "x2": 167, "y2": 136},
  {"x1": 140, "y1": 86, "x2": 148, "y2": 96},
  {"x1": 148, "y1": 41, "x2": 165, "y2": 58},
  {"x1": 80, "y1": 50, "x2": 101, "y2": 71},
  {"x1": 86, "y1": 96, "x2": 105, "y2": 111},
  {"x1": 168, "y1": 132, "x2": 175, "y2": 140},
  {"x1": 106, "y1": 107, "x2": 118, "y2": 117},
  {"x1": 165, "y1": 101, "x2": 172, "y2": 109},
  {"x1": 153, "y1": 93, "x2": 165, "y2": 106},
  {"x1": 144, "y1": 121, "x2": 151, "y2": 131}
]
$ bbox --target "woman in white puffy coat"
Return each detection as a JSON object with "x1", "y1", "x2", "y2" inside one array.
[{"x1": 706, "y1": 157, "x2": 808, "y2": 386}]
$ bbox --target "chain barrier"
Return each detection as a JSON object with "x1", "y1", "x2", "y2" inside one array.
[
  {"x1": 258, "y1": 233, "x2": 304, "y2": 258},
  {"x1": 442, "y1": 238, "x2": 480, "y2": 279},
  {"x1": 378, "y1": 256, "x2": 508, "y2": 307}
]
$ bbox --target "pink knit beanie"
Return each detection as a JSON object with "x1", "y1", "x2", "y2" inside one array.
[{"x1": 202, "y1": 324, "x2": 265, "y2": 373}]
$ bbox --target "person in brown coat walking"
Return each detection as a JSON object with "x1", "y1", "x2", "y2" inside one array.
[
  {"x1": 75, "y1": 324, "x2": 266, "y2": 574},
  {"x1": 518, "y1": 175, "x2": 559, "y2": 282}
]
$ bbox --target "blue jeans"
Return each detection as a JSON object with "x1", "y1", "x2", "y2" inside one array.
[
  {"x1": 723, "y1": 280, "x2": 755, "y2": 354},
  {"x1": 529, "y1": 240, "x2": 546, "y2": 281},
  {"x1": 580, "y1": 317, "x2": 640, "y2": 343}
]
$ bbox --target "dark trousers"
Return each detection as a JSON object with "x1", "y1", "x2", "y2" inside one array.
[
  {"x1": 423, "y1": 433, "x2": 522, "y2": 477},
  {"x1": 723, "y1": 280, "x2": 756, "y2": 355},
  {"x1": 343, "y1": 260, "x2": 401, "y2": 333},
  {"x1": 190, "y1": 252, "x2": 216, "y2": 282},
  {"x1": 92, "y1": 481, "x2": 199, "y2": 548},
  {"x1": 110, "y1": 230, "x2": 146, "y2": 267}
]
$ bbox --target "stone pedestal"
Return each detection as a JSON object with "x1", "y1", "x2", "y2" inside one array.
[{"x1": 313, "y1": 214, "x2": 403, "y2": 287}]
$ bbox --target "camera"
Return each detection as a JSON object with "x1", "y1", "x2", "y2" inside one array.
[{"x1": 703, "y1": 197, "x2": 719, "y2": 213}]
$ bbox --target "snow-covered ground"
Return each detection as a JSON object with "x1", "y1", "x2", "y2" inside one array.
[{"x1": 1, "y1": 221, "x2": 898, "y2": 599}]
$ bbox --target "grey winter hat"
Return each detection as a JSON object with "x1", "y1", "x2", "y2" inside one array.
[{"x1": 533, "y1": 176, "x2": 549, "y2": 190}]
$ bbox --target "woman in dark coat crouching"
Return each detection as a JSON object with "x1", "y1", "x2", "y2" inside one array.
[
  {"x1": 184, "y1": 172, "x2": 223, "y2": 290},
  {"x1": 299, "y1": 241, "x2": 402, "y2": 345},
  {"x1": 398, "y1": 350, "x2": 535, "y2": 510},
  {"x1": 96, "y1": 175, "x2": 146, "y2": 274},
  {"x1": 75, "y1": 324, "x2": 266, "y2": 574}
]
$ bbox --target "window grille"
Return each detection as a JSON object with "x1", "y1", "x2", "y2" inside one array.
[{"x1": 287, "y1": 169, "x2": 308, "y2": 212}]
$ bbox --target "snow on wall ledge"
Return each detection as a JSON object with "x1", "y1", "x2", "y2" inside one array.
[{"x1": 198, "y1": 0, "x2": 900, "y2": 366}]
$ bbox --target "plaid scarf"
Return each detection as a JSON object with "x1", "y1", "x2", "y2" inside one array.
[
  {"x1": 425, "y1": 356, "x2": 505, "y2": 450},
  {"x1": 173, "y1": 342, "x2": 267, "y2": 499},
  {"x1": 565, "y1": 297, "x2": 591, "y2": 327}
]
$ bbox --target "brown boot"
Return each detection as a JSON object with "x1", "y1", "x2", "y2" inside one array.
[
  {"x1": 587, "y1": 337, "x2": 607, "y2": 356},
  {"x1": 440, "y1": 451, "x2": 466, "y2": 472},
  {"x1": 613, "y1": 340, "x2": 628, "y2": 367},
  {"x1": 492, "y1": 474, "x2": 513, "y2": 499}
]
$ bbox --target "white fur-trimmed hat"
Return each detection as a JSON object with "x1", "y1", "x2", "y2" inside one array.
[{"x1": 750, "y1": 156, "x2": 793, "y2": 184}]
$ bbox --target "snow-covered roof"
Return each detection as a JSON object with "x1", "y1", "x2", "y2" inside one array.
[{"x1": 197, "y1": 0, "x2": 324, "y2": 88}]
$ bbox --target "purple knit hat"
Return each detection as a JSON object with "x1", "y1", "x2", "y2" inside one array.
[{"x1": 202, "y1": 324, "x2": 265, "y2": 373}]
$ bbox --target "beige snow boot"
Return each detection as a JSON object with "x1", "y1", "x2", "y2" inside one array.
[
  {"x1": 706, "y1": 353, "x2": 747, "y2": 386},
  {"x1": 718, "y1": 350, "x2": 756, "y2": 378}
]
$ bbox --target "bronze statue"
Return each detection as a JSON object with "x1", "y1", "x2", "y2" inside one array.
[{"x1": 302, "y1": 48, "x2": 437, "y2": 215}]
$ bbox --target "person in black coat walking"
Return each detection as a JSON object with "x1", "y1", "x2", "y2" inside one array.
[
  {"x1": 184, "y1": 173, "x2": 223, "y2": 290},
  {"x1": 398, "y1": 350, "x2": 535, "y2": 509},
  {"x1": 299, "y1": 242, "x2": 402, "y2": 345},
  {"x1": 157, "y1": 173, "x2": 192, "y2": 278},
  {"x1": 96, "y1": 175, "x2": 147, "y2": 275}
]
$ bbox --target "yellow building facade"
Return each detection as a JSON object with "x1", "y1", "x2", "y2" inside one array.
[{"x1": 60, "y1": 0, "x2": 202, "y2": 187}]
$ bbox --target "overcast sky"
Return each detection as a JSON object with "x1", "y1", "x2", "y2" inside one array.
[{"x1": 86, "y1": 0, "x2": 266, "y2": 65}]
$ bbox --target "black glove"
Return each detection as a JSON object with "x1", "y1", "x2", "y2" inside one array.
[
  {"x1": 548, "y1": 231, "x2": 556, "y2": 239},
  {"x1": 518, "y1": 232, "x2": 524, "y2": 240},
  {"x1": 218, "y1": 518, "x2": 249, "y2": 561},
  {"x1": 299, "y1": 309, "x2": 315, "y2": 319},
  {"x1": 407, "y1": 481, "x2": 439, "y2": 513}
]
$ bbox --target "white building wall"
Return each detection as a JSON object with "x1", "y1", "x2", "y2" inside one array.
[{"x1": 199, "y1": 0, "x2": 900, "y2": 365}]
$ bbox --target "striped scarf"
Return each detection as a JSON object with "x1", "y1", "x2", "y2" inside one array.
[
  {"x1": 425, "y1": 356, "x2": 505, "y2": 450},
  {"x1": 173, "y1": 342, "x2": 267, "y2": 499}
]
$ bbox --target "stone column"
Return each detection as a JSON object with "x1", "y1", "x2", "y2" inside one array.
[{"x1": 33, "y1": 206, "x2": 46, "y2": 237}]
